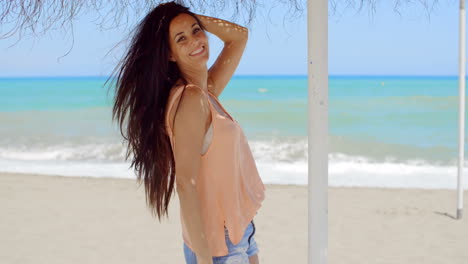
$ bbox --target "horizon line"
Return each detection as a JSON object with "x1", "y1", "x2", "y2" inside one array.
[{"x1": 0, "y1": 74, "x2": 464, "y2": 79}]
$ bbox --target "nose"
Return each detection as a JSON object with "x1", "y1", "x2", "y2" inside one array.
[{"x1": 190, "y1": 37, "x2": 202, "y2": 48}]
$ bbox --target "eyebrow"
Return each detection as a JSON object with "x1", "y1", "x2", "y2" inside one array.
[{"x1": 174, "y1": 22, "x2": 198, "y2": 40}]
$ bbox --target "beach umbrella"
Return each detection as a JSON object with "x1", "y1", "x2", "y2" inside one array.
[{"x1": 308, "y1": 1, "x2": 328, "y2": 263}]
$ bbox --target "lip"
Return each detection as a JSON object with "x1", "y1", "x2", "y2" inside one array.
[{"x1": 190, "y1": 45, "x2": 205, "y2": 56}]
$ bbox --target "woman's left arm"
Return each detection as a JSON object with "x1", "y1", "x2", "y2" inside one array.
[{"x1": 196, "y1": 14, "x2": 248, "y2": 97}]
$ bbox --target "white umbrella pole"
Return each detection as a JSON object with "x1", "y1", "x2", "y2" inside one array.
[
  {"x1": 457, "y1": 0, "x2": 465, "y2": 220},
  {"x1": 308, "y1": 0, "x2": 328, "y2": 263}
]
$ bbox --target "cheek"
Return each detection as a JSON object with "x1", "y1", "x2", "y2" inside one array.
[
  {"x1": 201, "y1": 33, "x2": 208, "y2": 43},
  {"x1": 182, "y1": 46, "x2": 192, "y2": 58},
  {"x1": 173, "y1": 46, "x2": 187, "y2": 60}
]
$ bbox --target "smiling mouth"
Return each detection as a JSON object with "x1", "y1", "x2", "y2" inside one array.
[{"x1": 190, "y1": 45, "x2": 205, "y2": 56}]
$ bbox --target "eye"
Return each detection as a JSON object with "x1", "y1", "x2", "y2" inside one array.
[
  {"x1": 177, "y1": 36, "x2": 185, "y2": 42},
  {"x1": 193, "y1": 27, "x2": 201, "y2": 33}
]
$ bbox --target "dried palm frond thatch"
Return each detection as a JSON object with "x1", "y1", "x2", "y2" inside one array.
[{"x1": 0, "y1": 0, "x2": 444, "y2": 57}]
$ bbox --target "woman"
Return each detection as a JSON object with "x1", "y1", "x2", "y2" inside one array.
[{"x1": 108, "y1": 2, "x2": 265, "y2": 264}]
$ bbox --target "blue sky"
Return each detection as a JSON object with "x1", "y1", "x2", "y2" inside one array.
[{"x1": 0, "y1": 1, "x2": 463, "y2": 77}]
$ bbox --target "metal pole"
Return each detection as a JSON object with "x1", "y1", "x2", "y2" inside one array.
[
  {"x1": 308, "y1": 0, "x2": 328, "y2": 263},
  {"x1": 457, "y1": 0, "x2": 466, "y2": 220}
]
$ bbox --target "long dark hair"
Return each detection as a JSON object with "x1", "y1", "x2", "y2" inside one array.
[{"x1": 105, "y1": 1, "x2": 206, "y2": 221}]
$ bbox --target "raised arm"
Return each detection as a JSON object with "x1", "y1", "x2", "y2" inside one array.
[
  {"x1": 173, "y1": 85, "x2": 213, "y2": 264},
  {"x1": 196, "y1": 14, "x2": 248, "y2": 98}
]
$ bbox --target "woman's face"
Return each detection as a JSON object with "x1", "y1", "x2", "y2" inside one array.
[{"x1": 168, "y1": 13, "x2": 209, "y2": 69}]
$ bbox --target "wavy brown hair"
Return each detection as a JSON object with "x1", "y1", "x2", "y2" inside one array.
[{"x1": 105, "y1": 1, "x2": 206, "y2": 221}]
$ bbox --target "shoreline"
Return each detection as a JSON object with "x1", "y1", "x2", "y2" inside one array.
[{"x1": 1, "y1": 170, "x2": 466, "y2": 191}]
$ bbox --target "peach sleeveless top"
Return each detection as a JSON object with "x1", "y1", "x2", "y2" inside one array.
[{"x1": 165, "y1": 82, "x2": 266, "y2": 256}]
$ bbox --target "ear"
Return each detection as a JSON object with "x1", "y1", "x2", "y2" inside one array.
[{"x1": 169, "y1": 51, "x2": 176, "y2": 62}]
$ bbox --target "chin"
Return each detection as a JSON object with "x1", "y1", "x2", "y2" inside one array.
[{"x1": 195, "y1": 56, "x2": 209, "y2": 66}]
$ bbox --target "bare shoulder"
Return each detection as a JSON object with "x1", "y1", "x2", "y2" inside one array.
[
  {"x1": 178, "y1": 84, "x2": 209, "y2": 110},
  {"x1": 173, "y1": 84, "x2": 210, "y2": 134}
]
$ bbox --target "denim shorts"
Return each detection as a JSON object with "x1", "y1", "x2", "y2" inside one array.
[{"x1": 183, "y1": 220, "x2": 259, "y2": 264}]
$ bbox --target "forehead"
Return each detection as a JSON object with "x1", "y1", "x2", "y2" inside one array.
[{"x1": 169, "y1": 13, "x2": 197, "y2": 36}]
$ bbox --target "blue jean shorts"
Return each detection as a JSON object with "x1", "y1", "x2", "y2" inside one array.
[{"x1": 183, "y1": 220, "x2": 259, "y2": 264}]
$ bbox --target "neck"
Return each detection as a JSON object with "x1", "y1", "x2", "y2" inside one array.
[{"x1": 179, "y1": 64, "x2": 208, "y2": 91}]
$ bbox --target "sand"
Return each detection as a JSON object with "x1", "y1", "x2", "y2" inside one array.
[{"x1": 1, "y1": 172, "x2": 467, "y2": 263}]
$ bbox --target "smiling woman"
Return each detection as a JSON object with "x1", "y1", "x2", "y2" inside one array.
[
  {"x1": 105, "y1": 1, "x2": 265, "y2": 264},
  {"x1": 167, "y1": 13, "x2": 210, "y2": 80}
]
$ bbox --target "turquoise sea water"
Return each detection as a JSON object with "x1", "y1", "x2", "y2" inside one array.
[{"x1": 1, "y1": 75, "x2": 467, "y2": 189}]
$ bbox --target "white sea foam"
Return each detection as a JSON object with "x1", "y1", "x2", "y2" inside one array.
[
  {"x1": 0, "y1": 142, "x2": 128, "y2": 161},
  {"x1": 0, "y1": 138, "x2": 308, "y2": 162},
  {"x1": 1, "y1": 139, "x2": 467, "y2": 189},
  {"x1": 328, "y1": 153, "x2": 468, "y2": 189},
  {"x1": 1, "y1": 152, "x2": 467, "y2": 190}
]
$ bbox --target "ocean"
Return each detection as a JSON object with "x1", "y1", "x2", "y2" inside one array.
[{"x1": 1, "y1": 75, "x2": 467, "y2": 189}]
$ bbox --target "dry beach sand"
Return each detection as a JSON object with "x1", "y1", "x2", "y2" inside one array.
[{"x1": 1, "y1": 172, "x2": 467, "y2": 263}]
